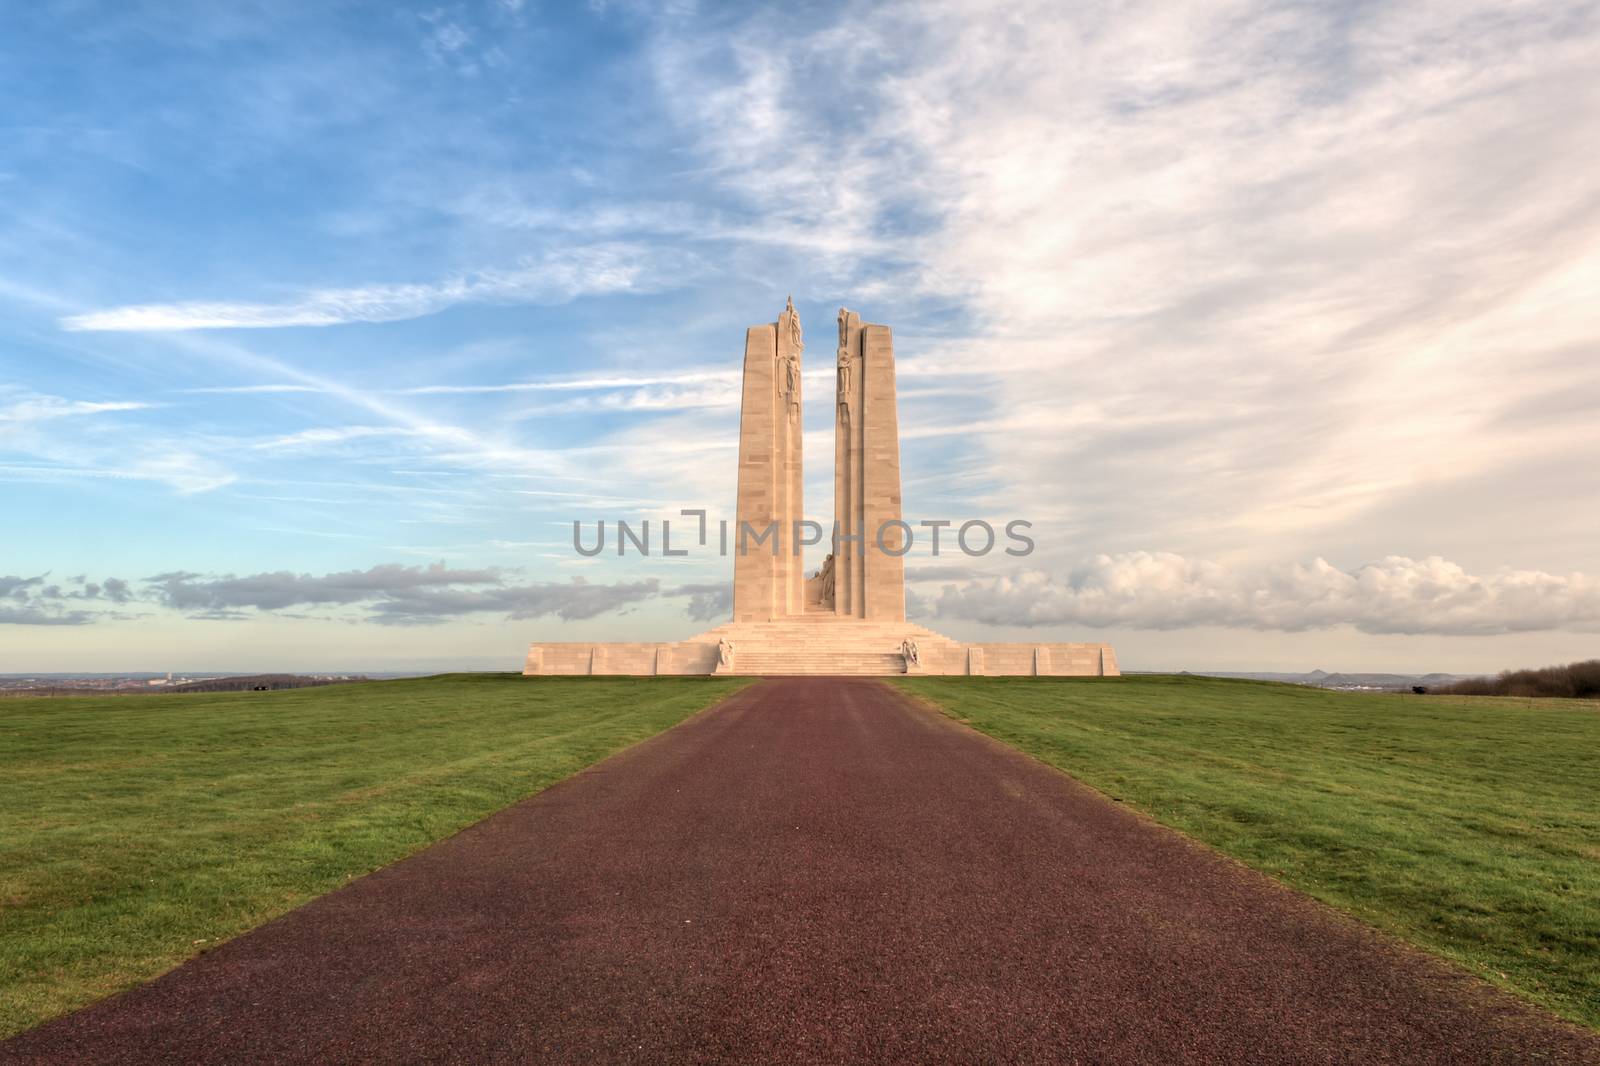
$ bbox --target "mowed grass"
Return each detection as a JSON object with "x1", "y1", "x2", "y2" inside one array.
[
  {"x1": 0, "y1": 673, "x2": 750, "y2": 1038},
  {"x1": 893, "y1": 674, "x2": 1600, "y2": 1029}
]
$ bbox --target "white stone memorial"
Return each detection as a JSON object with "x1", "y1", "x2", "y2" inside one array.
[{"x1": 525, "y1": 301, "x2": 1119, "y2": 677}]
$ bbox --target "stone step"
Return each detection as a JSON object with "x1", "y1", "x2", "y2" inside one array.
[
  {"x1": 720, "y1": 640, "x2": 934, "y2": 646},
  {"x1": 680, "y1": 619, "x2": 978, "y2": 678},
  {"x1": 730, "y1": 653, "x2": 904, "y2": 658},
  {"x1": 731, "y1": 670, "x2": 905, "y2": 676},
  {"x1": 720, "y1": 664, "x2": 914, "y2": 671},
  {"x1": 715, "y1": 640, "x2": 939, "y2": 648},
  {"x1": 705, "y1": 636, "x2": 945, "y2": 642},
  {"x1": 730, "y1": 667, "x2": 903, "y2": 675},
  {"x1": 732, "y1": 646, "x2": 908, "y2": 656},
  {"x1": 735, "y1": 659, "x2": 903, "y2": 667},
  {"x1": 710, "y1": 647, "x2": 898, "y2": 660},
  {"x1": 698, "y1": 631, "x2": 945, "y2": 639},
  {"x1": 731, "y1": 652, "x2": 903, "y2": 660},
  {"x1": 692, "y1": 621, "x2": 954, "y2": 632}
]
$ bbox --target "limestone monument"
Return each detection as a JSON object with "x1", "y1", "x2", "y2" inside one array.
[{"x1": 525, "y1": 301, "x2": 1119, "y2": 677}]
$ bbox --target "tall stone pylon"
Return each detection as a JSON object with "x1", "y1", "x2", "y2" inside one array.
[
  {"x1": 732, "y1": 298, "x2": 805, "y2": 622},
  {"x1": 832, "y1": 308, "x2": 905, "y2": 621}
]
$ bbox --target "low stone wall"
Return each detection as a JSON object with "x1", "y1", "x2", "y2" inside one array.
[
  {"x1": 525, "y1": 638, "x2": 1117, "y2": 677},
  {"x1": 525, "y1": 642, "x2": 720, "y2": 676},
  {"x1": 957, "y1": 643, "x2": 1118, "y2": 677}
]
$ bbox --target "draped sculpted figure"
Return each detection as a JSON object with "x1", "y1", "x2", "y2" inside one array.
[
  {"x1": 836, "y1": 307, "x2": 853, "y2": 424},
  {"x1": 780, "y1": 295, "x2": 802, "y2": 420}
]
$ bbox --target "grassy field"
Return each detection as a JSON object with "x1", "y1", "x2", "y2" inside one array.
[
  {"x1": 894, "y1": 674, "x2": 1600, "y2": 1029},
  {"x1": 0, "y1": 673, "x2": 749, "y2": 1038}
]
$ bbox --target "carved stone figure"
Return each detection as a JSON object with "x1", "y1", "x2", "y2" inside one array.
[
  {"x1": 783, "y1": 294, "x2": 804, "y2": 352},
  {"x1": 783, "y1": 354, "x2": 799, "y2": 419},
  {"x1": 901, "y1": 638, "x2": 920, "y2": 669},
  {"x1": 779, "y1": 295, "x2": 802, "y2": 419},
  {"x1": 718, "y1": 638, "x2": 735, "y2": 668},
  {"x1": 836, "y1": 307, "x2": 853, "y2": 424},
  {"x1": 803, "y1": 553, "x2": 836, "y2": 610}
]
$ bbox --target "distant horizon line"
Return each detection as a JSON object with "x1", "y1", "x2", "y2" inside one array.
[{"x1": 0, "y1": 667, "x2": 1494, "y2": 680}]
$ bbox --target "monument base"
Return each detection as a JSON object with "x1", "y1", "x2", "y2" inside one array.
[{"x1": 524, "y1": 617, "x2": 1118, "y2": 677}]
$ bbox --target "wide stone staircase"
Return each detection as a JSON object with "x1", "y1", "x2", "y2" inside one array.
[
  {"x1": 526, "y1": 614, "x2": 1117, "y2": 677},
  {"x1": 687, "y1": 616, "x2": 963, "y2": 677}
]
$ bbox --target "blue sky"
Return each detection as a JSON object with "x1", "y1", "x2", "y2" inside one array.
[{"x1": 3, "y1": 0, "x2": 1599, "y2": 673}]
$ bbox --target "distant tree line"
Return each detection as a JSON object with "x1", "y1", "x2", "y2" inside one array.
[{"x1": 1435, "y1": 660, "x2": 1600, "y2": 699}]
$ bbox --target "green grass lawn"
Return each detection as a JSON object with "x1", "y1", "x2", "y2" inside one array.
[
  {"x1": 894, "y1": 674, "x2": 1600, "y2": 1030},
  {"x1": 0, "y1": 673, "x2": 749, "y2": 1038}
]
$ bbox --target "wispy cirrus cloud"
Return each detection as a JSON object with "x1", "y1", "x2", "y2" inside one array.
[
  {"x1": 0, "y1": 461, "x2": 235, "y2": 494},
  {"x1": 60, "y1": 244, "x2": 677, "y2": 332},
  {"x1": 252, "y1": 426, "x2": 432, "y2": 452},
  {"x1": 179, "y1": 384, "x2": 323, "y2": 395},
  {"x1": 399, "y1": 365, "x2": 878, "y2": 414},
  {"x1": 0, "y1": 392, "x2": 153, "y2": 422},
  {"x1": 65, "y1": 280, "x2": 475, "y2": 331},
  {"x1": 0, "y1": 388, "x2": 231, "y2": 493},
  {"x1": 399, "y1": 369, "x2": 741, "y2": 395},
  {"x1": 516, "y1": 382, "x2": 742, "y2": 415}
]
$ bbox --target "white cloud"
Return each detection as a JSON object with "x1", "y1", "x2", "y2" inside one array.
[
  {"x1": 180, "y1": 384, "x2": 323, "y2": 395},
  {"x1": 10, "y1": 2, "x2": 1600, "y2": 665},
  {"x1": 145, "y1": 562, "x2": 662, "y2": 624},
  {"x1": 518, "y1": 382, "x2": 742, "y2": 415},
  {"x1": 155, "y1": 331, "x2": 594, "y2": 480},
  {"x1": 0, "y1": 394, "x2": 152, "y2": 422},
  {"x1": 400, "y1": 369, "x2": 742, "y2": 395},
  {"x1": 60, "y1": 245, "x2": 667, "y2": 332},
  {"x1": 0, "y1": 572, "x2": 132, "y2": 626},
  {"x1": 398, "y1": 360, "x2": 977, "y2": 400},
  {"x1": 0, "y1": 389, "x2": 231, "y2": 493},
  {"x1": 935, "y1": 553, "x2": 1600, "y2": 636},
  {"x1": 642, "y1": 0, "x2": 1600, "y2": 565},
  {"x1": 670, "y1": 581, "x2": 731, "y2": 621},
  {"x1": 253, "y1": 426, "x2": 429, "y2": 451}
]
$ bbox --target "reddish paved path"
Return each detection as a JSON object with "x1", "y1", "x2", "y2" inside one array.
[{"x1": 5, "y1": 678, "x2": 1597, "y2": 1064}]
